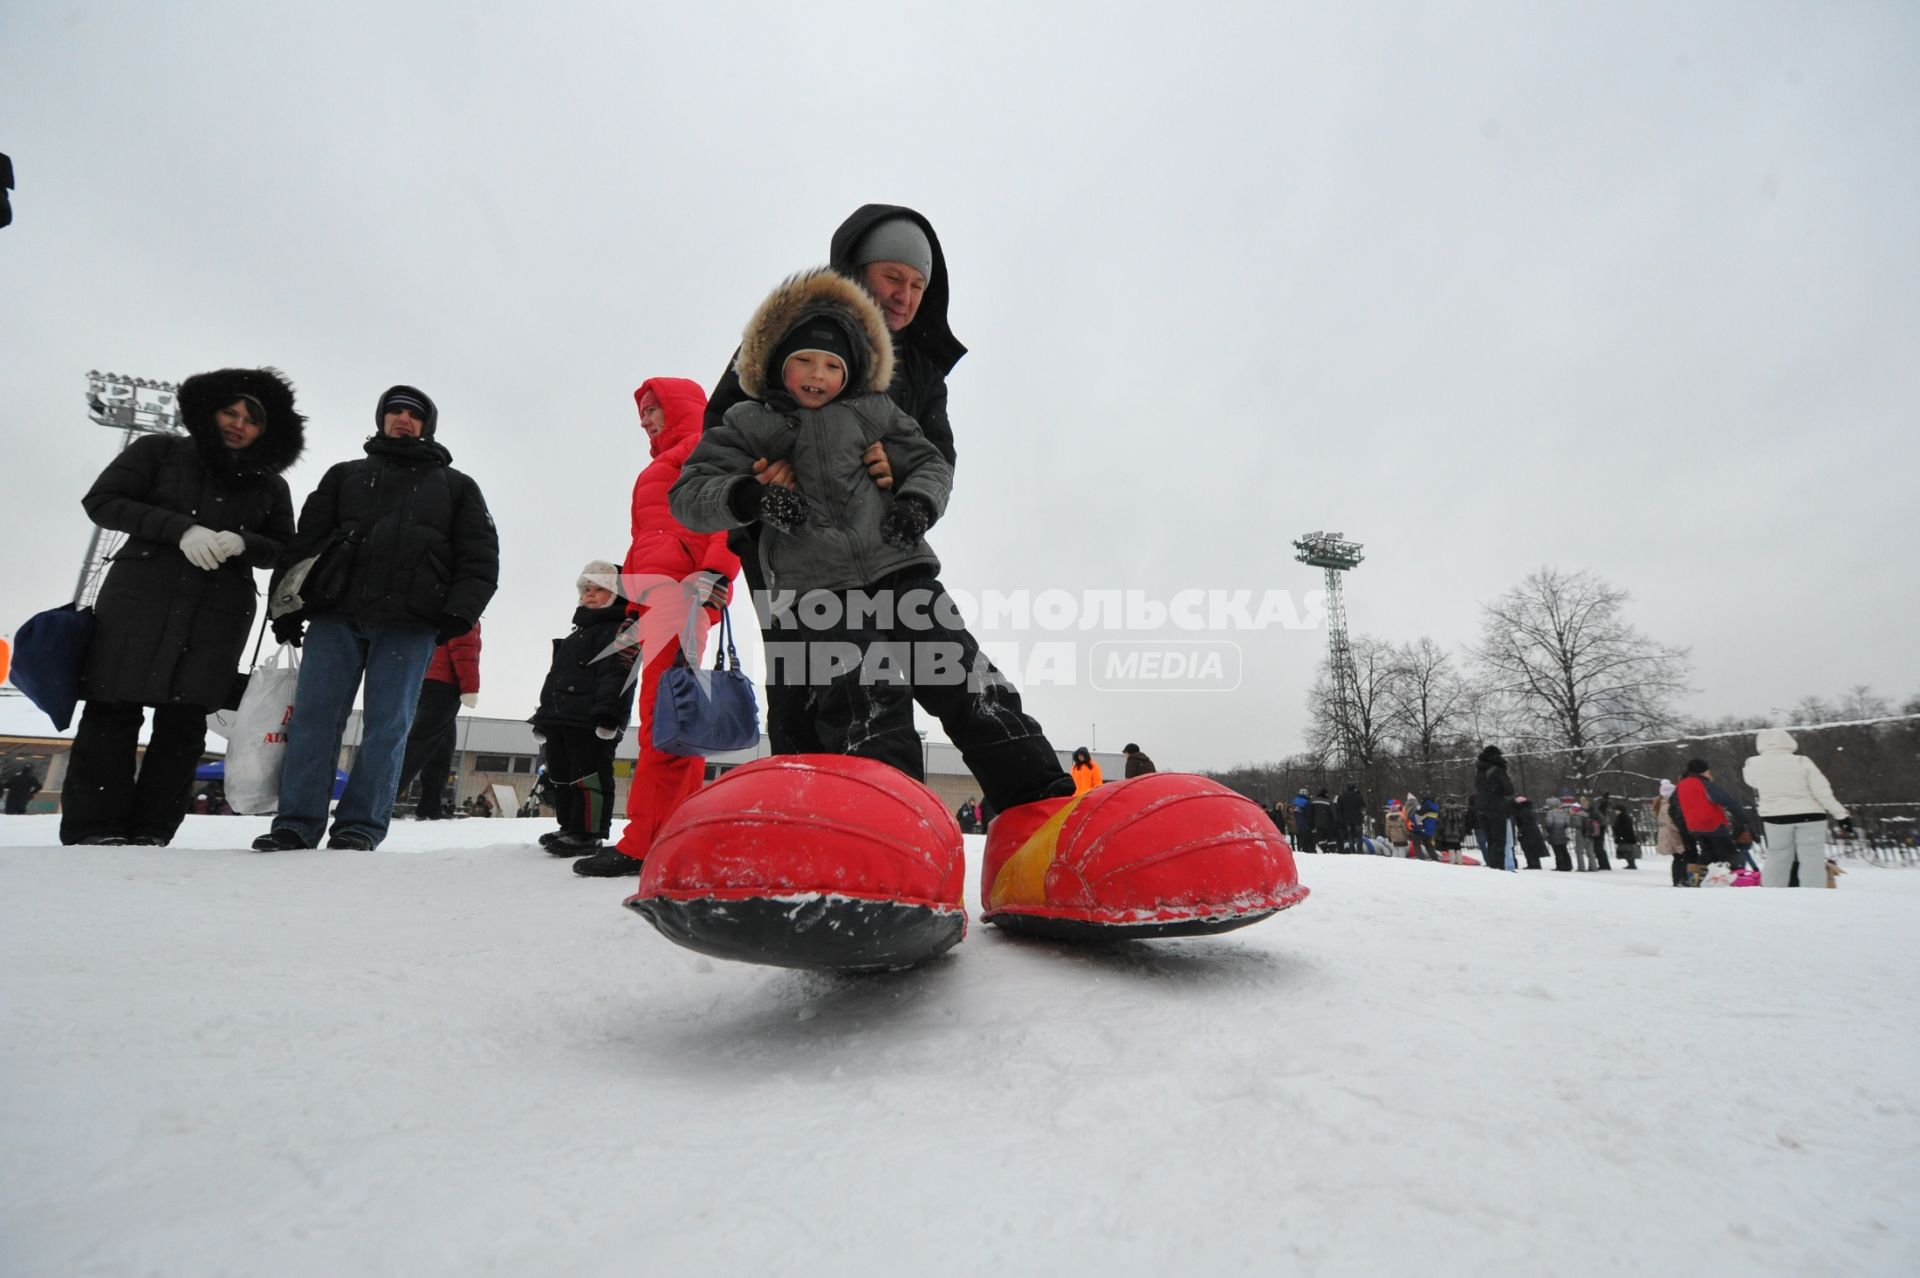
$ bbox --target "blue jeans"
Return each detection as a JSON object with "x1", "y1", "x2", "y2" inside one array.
[{"x1": 275, "y1": 616, "x2": 436, "y2": 847}]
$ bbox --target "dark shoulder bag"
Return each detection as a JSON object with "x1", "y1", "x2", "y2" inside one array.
[{"x1": 652, "y1": 610, "x2": 760, "y2": 757}]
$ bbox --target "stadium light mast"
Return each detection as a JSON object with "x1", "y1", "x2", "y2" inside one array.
[
  {"x1": 75, "y1": 371, "x2": 182, "y2": 607},
  {"x1": 1292, "y1": 531, "x2": 1366, "y2": 772}
]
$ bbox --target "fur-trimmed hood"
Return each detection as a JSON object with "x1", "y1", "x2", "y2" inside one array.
[
  {"x1": 735, "y1": 268, "x2": 895, "y2": 402},
  {"x1": 176, "y1": 367, "x2": 305, "y2": 478}
]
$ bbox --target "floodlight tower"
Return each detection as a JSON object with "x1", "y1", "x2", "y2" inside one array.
[
  {"x1": 75, "y1": 371, "x2": 182, "y2": 606},
  {"x1": 1292, "y1": 531, "x2": 1366, "y2": 769}
]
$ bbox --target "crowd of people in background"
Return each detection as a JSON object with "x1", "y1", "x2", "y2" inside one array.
[{"x1": 1259, "y1": 730, "x2": 1859, "y2": 888}]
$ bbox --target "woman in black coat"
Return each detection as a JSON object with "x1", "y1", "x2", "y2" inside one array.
[
  {"x1": 1512, "y1": 796, "x2": 1550, "y2": 870},
  {"x1": 62, "y1": 368, "x2": 303, "y2": 845}
]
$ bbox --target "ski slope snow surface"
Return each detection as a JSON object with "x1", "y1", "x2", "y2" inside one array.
[{"x1": 2, "y1": 815, "x2": 1916, "y2": 1277}]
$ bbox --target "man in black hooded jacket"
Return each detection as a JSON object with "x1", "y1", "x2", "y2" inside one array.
[
  {"x1": 254, "y1": 386, "x2": 498, "y2": 852},
  {"x1": 1474, "y1": 745, "x2": 1517, "y2": 871},
  {"x1": 701, "y1": 204, "x2": 1071, "y2": 813}
]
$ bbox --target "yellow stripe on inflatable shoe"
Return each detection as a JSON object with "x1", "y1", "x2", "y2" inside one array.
[{"x1": 987, "y1": 795, "x2": 1085, "y2": 909}]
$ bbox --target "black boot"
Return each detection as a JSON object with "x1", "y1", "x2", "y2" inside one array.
[
  {"x1": 574, "y1": 847, "x2": 644, "y2": 877},
  {"x1": 548, "y1": 833, "x2": 602, "y2": 857}
]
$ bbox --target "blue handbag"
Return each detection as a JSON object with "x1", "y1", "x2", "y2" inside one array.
[
  {"x1": 11, "y1": 603, "x2": 96, "y2": 731},
  {"x1": 652, "y1": 609, "x2": 760, "y2": 757}
]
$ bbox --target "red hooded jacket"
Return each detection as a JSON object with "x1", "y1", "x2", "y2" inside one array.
[
  {"x1": 424, "y1": 625, "x2": 481, "y2": 693},
  {"x1": 623, "y1": 378, "x2": 740, "y2": 592}
]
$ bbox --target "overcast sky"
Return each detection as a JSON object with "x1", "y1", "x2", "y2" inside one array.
[{"x1": 4, "y1": 1, "x2": 1917, "y2": 771}]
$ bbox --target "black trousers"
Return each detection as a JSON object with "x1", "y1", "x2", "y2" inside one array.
[
  {"x1": 1480, "y1": 821, "x2": 1509, "y2": 869},
  {"x1": 764, "y1": 572, "x2": 1073, "y2": 814},
  {"x1": 542, "y1": 726, "x2": 618, "y2": 839},
  {"x1": 397, "y1": 678, "x2": 462, "y2": 818},
  {"x1": 61, "y1": 701, "x2": 207, "y2": 844}
]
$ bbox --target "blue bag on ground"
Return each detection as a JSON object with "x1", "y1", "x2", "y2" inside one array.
[
  {"x1": 652, "y1": 610, "x2": 759, "y2": 757},
  {"x1": 11, "y1": 604, "x2": 95, "y2": 731}
]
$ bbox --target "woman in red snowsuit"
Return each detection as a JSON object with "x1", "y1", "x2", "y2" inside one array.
[{"x1": 573, "y1": 378, "x2": 740, "y2": 877}]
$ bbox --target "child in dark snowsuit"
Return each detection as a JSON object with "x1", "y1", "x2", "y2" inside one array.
[
  {"x1": 671, "y1": 268, "x2": 1072, "y2": 814},
  {"x1": 532, "y1": 561, "x2": 634, "y2": 855},
  {"x1": 1612, "y1": 807, "x2": 1641, "y2": 869},
  {"x1": 1513, "y1": 796, "x2": 1550, "y2": 869}
]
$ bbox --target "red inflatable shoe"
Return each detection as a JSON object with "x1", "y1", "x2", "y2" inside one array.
[
  {"x1": 980, "y1": 773, "x2": 1308, "y2": 939},
  {"x1": 624, "y1": 754, "x2": 966, "y2": 972}
]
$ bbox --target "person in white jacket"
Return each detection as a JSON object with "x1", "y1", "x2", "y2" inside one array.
[{"x1": 1742, "y1": 729, "x2": 1852, "y2": 888}]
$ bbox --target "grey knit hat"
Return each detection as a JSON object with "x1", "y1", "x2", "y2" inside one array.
[{"x1": 852, "y1": 217, "x2": 934, "y2": 280}]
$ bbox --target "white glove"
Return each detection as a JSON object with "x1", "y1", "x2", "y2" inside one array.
[
  {"x1": 212, "y1": 530, "x2": 246, "y2": 562},
  {"x1": 460, "y1": 693, "x2": 478, "y2": 709},
  {"x1": 595, "y1": 725, "x2": 620, "y2": 741},
  {"x1": 179, "y1": 525, "x2": 223, "y2": 571}
]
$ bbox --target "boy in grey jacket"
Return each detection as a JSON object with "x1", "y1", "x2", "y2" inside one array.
[{"x1": 672, "y1": 268, "x2": 1072, "y2": 809}]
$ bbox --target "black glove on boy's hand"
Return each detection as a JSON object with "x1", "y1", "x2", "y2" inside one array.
[
  {"x1": 756, "y1": 484, "x2": 807, "y2": 534},
  {"x1": 272, "y1": 616, "x2": 306, "y2": 648},
  {"x1": 879, "y1": 494, "x2": 933, "y2": 548}
]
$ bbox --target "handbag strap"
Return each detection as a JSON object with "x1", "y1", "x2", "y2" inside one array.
[{"x1": 709, "y1": 607, "x2": 739, "y2": 673}]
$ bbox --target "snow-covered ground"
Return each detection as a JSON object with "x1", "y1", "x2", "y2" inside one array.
[{"x1": 3, "y1": 815, "x2": 1916, "y2": 1277}]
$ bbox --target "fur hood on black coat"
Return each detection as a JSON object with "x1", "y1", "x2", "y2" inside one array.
[
  {"x1": 735, "y1": 268, "x2": 895, "y2": 401},
  {"x1": 176, "y1": 367, "x2": 306, "y2": 480}
]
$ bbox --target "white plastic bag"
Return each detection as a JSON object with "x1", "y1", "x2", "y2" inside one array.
[{"x1": 220, "y1": 645, "x2": 301, "y2": 814}]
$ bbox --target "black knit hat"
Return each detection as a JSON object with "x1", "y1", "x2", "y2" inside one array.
[
  {"x1": 772, "y1": 316, "x2": 861, "y2": 391},
  {"x1": 1685, "y1": 758, "x2": 1711, "y2": 775},
  {"x1": 375, "y1": 384, "x2": 439, "y2": 437}
]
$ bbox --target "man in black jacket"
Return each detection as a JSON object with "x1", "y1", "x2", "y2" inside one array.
[
  {"x1": 1334, "y1": 782, "x2": 1366, "y2": 854},
  {"x1": 1308, "y1": 788, "x2": 1336, "y2": 853},
  {"x1": 254, "y1": 387, "x2": 498, "y2": 852},
  {"x1": 1474, "y1": 745, "x2": 1517, "y2": 871},
  {"x1": 701, "y1": 203, "x2": 1071, "y2": 813},
  {"x1": 2, "y1": 763, "x2": 42, "y2": 814},
  {"x1": 707, "y1": 206, "x2": 956, "y2": 758}
]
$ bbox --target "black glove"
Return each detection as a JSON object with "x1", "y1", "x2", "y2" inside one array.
[
  {"x1": 434, "y1": 614, "x2": 471, "y2": 644},
  {"x1": 879, "y1": 494, "x2": 933, "y2": 548},
  {"x1": 1838, "y1": 817, "x2": 1855, "y2": 835},
  {"x1": 757, "y1": 483, "x2": 807, "y2": 534},
  {"x1": 272, "y1": 615, "x2": 305, "y2": 648}
]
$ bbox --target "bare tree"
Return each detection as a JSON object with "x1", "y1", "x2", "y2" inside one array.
[
  {"x1": 1306, "y1": 634, "x2": 1404, "y2": 804},
  {"x1": 1791, "y1": 685, "x2": 1891, "y2": 725},
  {"x1": 1384, "y1": 636, "x2": 1470, "y2": 788},
  {"x1": 1473, "y1": 568, "x2": 1691, "y2": 792}
]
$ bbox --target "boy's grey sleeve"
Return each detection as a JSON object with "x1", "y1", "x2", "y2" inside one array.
[
  {"x1": 669, "y1": 415, "x2": 768, "y2": 533},
  {"x1": 878, "y1": 404, "x2": 952, "y2": 521}
]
